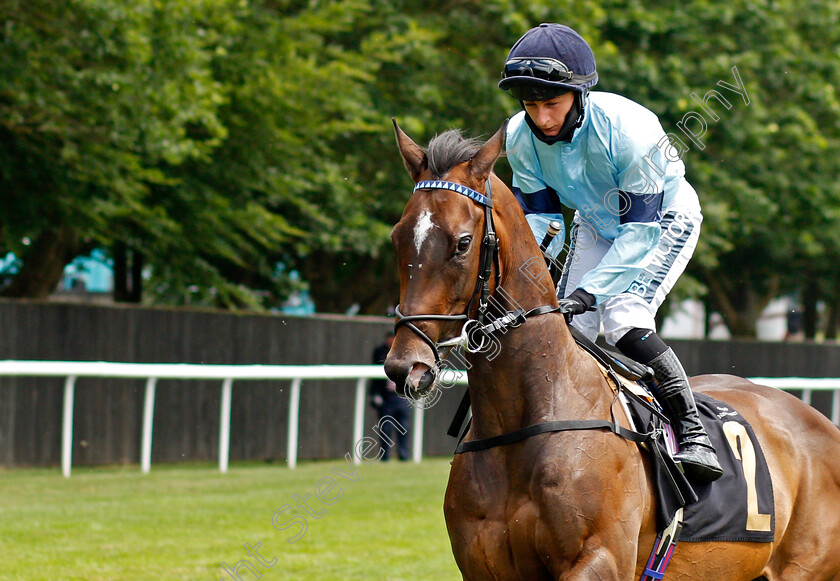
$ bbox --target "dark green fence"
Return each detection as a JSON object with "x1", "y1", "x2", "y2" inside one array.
[{"x1": 1, "y1": 299, "x2": 838, "y2": 468}]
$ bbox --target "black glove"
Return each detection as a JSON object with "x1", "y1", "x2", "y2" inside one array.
[{"x1": 557, "y1": 288, "x2": 596, "y2": 322}]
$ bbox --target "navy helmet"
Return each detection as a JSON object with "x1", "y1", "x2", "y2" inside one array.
[{"x1": 499, "y1": 23, "x2": 598, "y2": 102}]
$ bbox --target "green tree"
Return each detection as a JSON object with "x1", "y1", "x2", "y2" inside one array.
[
  {"x1": 580, "y1": 0, "x2": 840, "y2": 337},
  {"x1": 0, "y1": 0, "x2": 234, "y2": 298},
  {"x1": 3, "y1": 0, "x2": 840, "y2": 331}
]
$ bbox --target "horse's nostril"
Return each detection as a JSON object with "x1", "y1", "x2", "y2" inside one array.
[{"x1": 384, "y1": 359, "x2": 405, "y2": 387}]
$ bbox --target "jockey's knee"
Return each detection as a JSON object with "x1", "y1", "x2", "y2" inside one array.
[{"x1": 615, "y1": 327, "x2": 669, "y2": 365}]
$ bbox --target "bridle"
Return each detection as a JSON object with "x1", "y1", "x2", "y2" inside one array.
[
  {"x1": 394, "y1": 178, "x2": 501, "y2": 364},
  {"x1": 394, "y1": 177, "x2": 561, "y2": 364}
]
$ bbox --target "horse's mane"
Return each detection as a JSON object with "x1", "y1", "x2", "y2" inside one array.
[{"x1": 426, "y1": 130, "x2": 484, "y2": 178}]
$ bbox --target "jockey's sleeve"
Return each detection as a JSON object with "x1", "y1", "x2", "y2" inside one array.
[
  {"x1": 578, "y1": 120, "x2": 669, "y2": 303},
  {"x1": 512, "y1": 186, "x2": 564, "y2": 215},
  {"x1": 513, "y1": 186, "x2": 567, "y2": 259},
  {"x1": 578, "y1": 190, "x2": 663, "y2": 304}
]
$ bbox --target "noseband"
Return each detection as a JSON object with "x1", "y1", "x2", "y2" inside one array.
[{"x1": 394, "y1": 179, "x2": 501, "y2": 363}]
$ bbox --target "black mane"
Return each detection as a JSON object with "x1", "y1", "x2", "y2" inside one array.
[{"x1": 426, "y1": 130, "x2": 483, "y2": 178}]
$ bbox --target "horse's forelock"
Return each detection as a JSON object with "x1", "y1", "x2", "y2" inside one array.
[{"x1": 426, "y1": 130, "x2": 484, "y2": 179}]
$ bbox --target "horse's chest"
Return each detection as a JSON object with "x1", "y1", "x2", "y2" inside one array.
[
  {"x1": 446, "y1": 443, "x2": 645, "y2": 575},
  {"x1": 445, "y1": 470, "x2": 581, "y2": 580},
  {"x1": 447, "y1": 452, "x2": 598, "y2": 520}
]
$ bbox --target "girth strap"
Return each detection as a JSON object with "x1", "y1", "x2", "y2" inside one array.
[{"x1": 454, "y1": 418, "x2": 652, "y2": 454}]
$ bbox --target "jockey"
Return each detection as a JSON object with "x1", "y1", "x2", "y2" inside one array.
[{"x1": 499, "y1": 23, "x2": 722, "y2": 483}]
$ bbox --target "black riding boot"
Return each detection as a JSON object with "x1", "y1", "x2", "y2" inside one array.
[{"x1": 647, "y1": 348, "x2": 723, "y2": 484}]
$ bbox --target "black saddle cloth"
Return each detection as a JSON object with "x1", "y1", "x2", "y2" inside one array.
[{"x1": 627, "y1": 392, "x2": 775, "y2": 543}]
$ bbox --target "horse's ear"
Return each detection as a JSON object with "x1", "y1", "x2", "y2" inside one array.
[
  {"x1": 469, "y1": 120, "x2": 507, "y2": 180},
  {"x1": 393, "y1": 119, "x2": 427, "y2": 182}
]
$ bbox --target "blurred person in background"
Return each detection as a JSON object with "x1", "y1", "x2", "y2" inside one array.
[{"x1": 371, "y1": 332, "x2": 411, "y2": 460}]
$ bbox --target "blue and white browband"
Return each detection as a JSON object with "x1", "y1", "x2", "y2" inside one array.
[{"x1": 414, "y1": 180, "x2": 492, "y2": 207}]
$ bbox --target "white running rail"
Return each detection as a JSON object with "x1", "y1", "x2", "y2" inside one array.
[
  {"x1": 0, "y1": 361, "x2": 836, "y2": 477},
  {"x1": 0, "y1": 362, "x2": 450, "y2": 477}
]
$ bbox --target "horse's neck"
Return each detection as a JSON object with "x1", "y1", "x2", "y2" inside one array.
[
  {"x1": 491, "y1": 175, "x2": 559, "y2": 311},
  {"x1": 463, "y1": 182, "x2": 614, "y2": 438},
  {"x1": 464, "y1": 297, "x2": 613, "y2": 440}
]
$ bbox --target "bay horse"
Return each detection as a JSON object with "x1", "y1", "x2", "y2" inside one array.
[{"x1": 384, "y1": 120, "x2": 840, "y2": 580}]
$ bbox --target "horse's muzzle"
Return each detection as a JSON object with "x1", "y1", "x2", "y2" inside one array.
[{"x1": 384, "y1": 350, "x2": 438, "y2": 400}]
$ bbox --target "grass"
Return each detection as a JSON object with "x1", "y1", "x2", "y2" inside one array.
[{"x1": 0, "y1": 457, "x2": 462, "y2": 580}]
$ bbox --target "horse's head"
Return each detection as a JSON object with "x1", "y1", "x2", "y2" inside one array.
[{"x1": 385, "y1": 121, "x2": 512, "y2": 400}]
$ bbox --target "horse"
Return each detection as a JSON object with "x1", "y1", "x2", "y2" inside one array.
[{"x1": 384, "y1": 120, "x2": 840, "y2": 580}]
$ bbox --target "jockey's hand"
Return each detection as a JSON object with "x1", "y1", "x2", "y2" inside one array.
[{"x1": 557, "y1": 288, "x2": 596, "y2": 322}]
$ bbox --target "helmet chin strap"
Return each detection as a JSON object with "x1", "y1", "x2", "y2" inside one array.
[{"x1": 522, "y1": 91, "x2": 587, "y2": 145}]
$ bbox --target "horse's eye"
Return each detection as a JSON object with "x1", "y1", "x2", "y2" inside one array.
[{"x1": 456, "y1": 235, "x2": 472, "y2": 254}]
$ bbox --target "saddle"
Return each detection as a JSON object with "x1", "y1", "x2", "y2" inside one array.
[{"x1": 567, "y1": 326, "x2": 655, "y2": 383}]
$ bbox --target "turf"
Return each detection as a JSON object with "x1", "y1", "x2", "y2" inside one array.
[{"x1": 0, "y1": 457, "x2": 462, "y2": 580}]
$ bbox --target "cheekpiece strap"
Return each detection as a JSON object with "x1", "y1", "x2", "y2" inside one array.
[{"x1": 414, "y1": 180, "x2": 493, "y2": 208}]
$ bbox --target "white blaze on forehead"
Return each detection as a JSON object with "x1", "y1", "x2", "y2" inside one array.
[{"x1": 413, "y1": 209, "x2": 436, "y2": 254}]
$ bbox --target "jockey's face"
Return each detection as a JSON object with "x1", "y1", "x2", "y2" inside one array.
[{"x1": 522, "y1": 92, "x2": 575, "y2": 137}]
